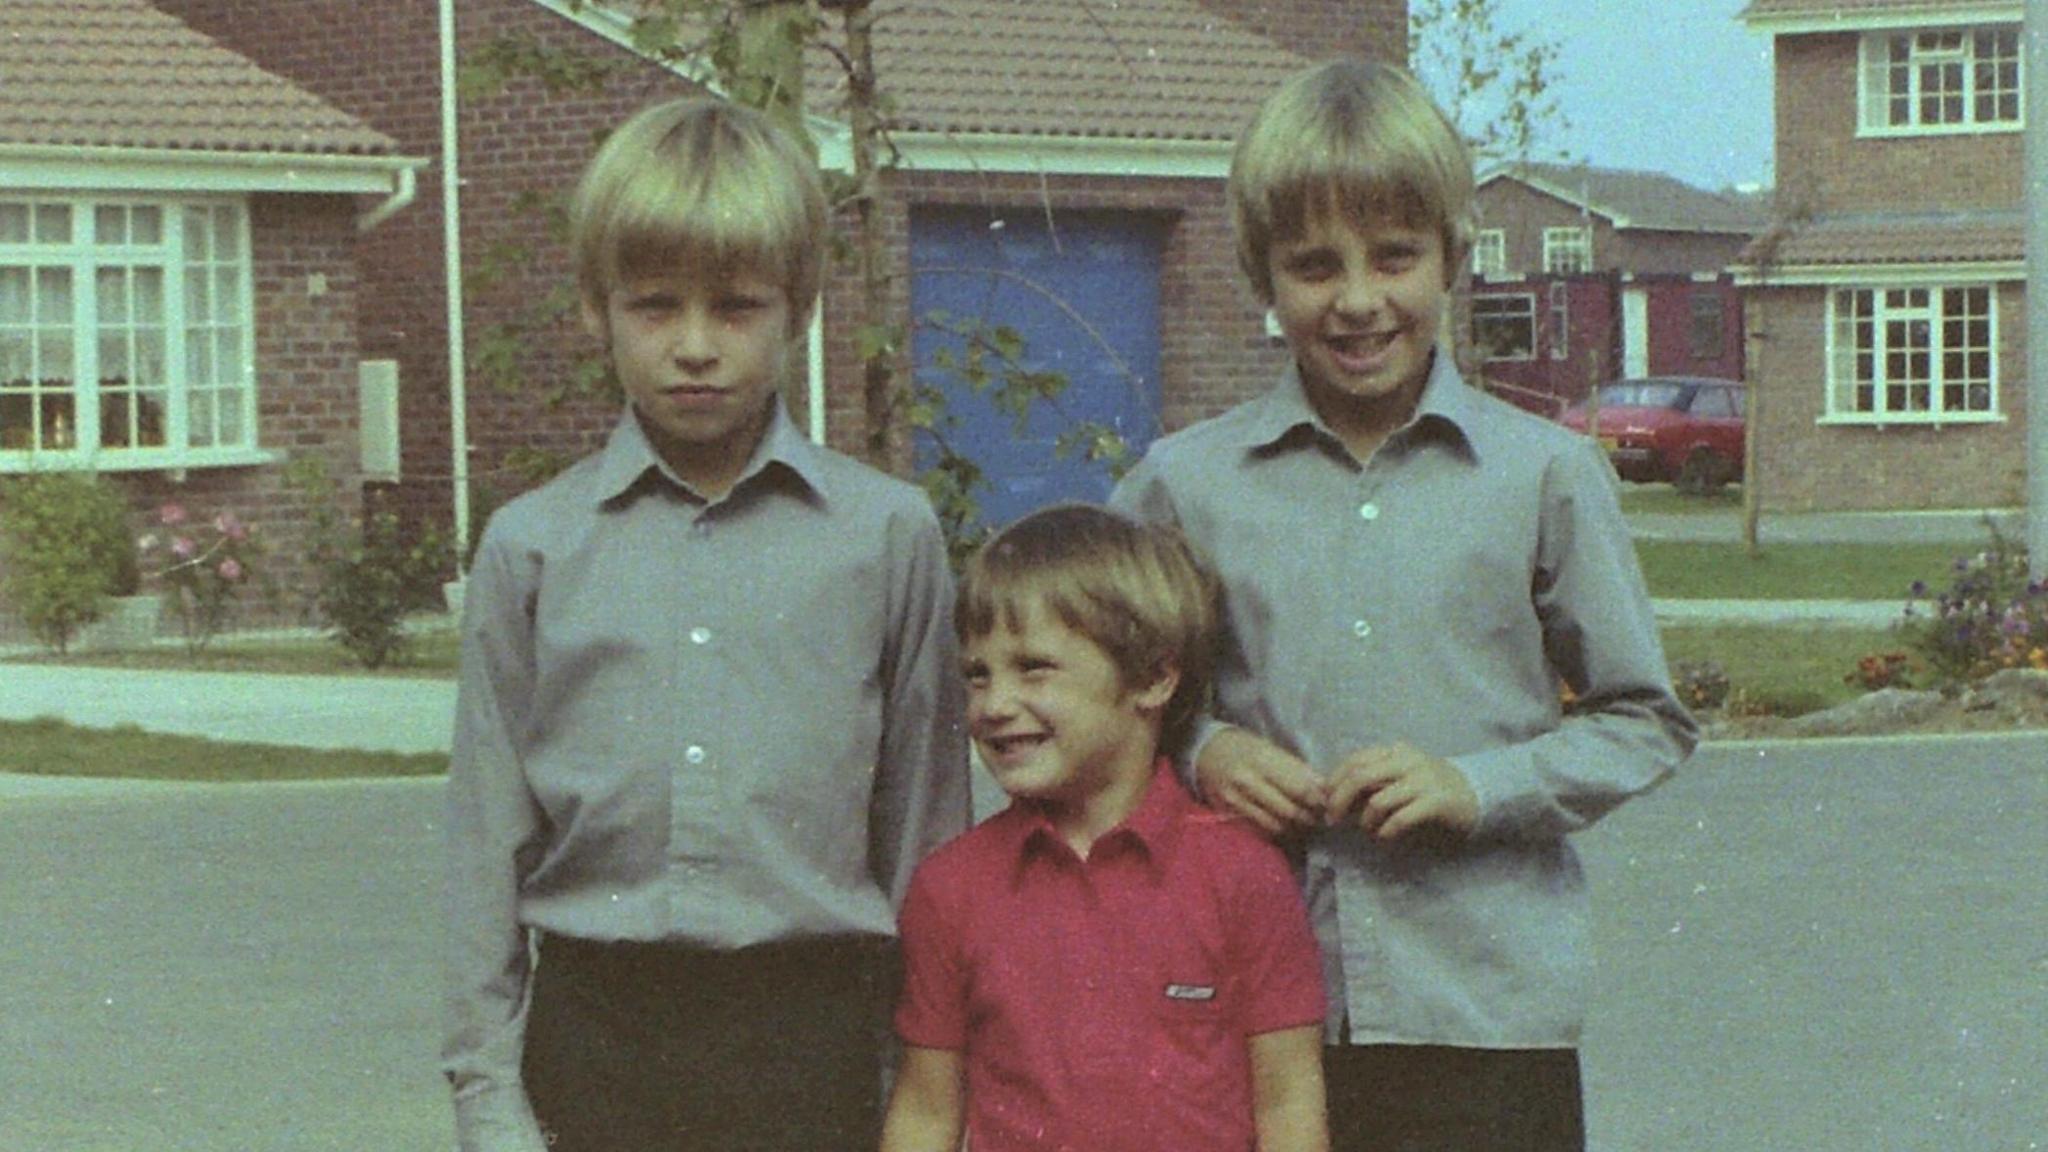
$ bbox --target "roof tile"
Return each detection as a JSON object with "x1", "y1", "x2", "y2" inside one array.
[
  {"x1": 1485, "y1": 162, "x2": 1768, "y2": 234},
  {"x1": 806, "y1": 0, "x2": 1309, "y2": 142},
  {"x1": 1740, "y1": 211, "x2": 2023, "y2": 266},
  {"x1": 0, "y1": 0, "x2": 396, "y2": 156}
]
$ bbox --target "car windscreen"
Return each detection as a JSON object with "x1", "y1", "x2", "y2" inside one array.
[{"x1": 1597, "y1": 382, "x2": 1687, "y2": 408}]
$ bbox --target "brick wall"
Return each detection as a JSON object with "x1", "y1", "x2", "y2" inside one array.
[
  {"x1": 1743, "y1": 284, "x2": 2029, "y2": 512},
  {"x1": 1774, "y1": 31, "x2": 2022, "y2": 216},
  {"x1": 1475, "y1": 179, "x2": 1750, "y2": 279}
]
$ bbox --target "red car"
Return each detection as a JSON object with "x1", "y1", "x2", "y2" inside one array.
[{"x1": 1558, "y1": 376, "x2": 1745, "y2": 492}]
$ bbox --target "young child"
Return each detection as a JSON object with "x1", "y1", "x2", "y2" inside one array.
[
  {"x1": 441, "y1": 97, "x2": 968, "y2": 1152},
  {"x1": 1112, "y1": 61, "x2": 1698, "y2": 1152},
  {"x1": 880, "y1": 503, "x2": 1329, "y2": 1152}
]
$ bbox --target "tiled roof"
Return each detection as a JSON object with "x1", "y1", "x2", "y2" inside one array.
[
  {"x1": 804, "y1": 0, "x2": 1309, "y2": 142},
  {"x1": 1738, "y1": 210, "x2": 2023, "y2": 267},
  {"x1": 1741, "y1": 0, "x2": 2019, "y2": 24},
  {"x1": 0, "y1": 0, "x2": 396, "y2": 156},
  {"x1": 1483, "y1": 162, "x2": 1769, "y2": 235}
]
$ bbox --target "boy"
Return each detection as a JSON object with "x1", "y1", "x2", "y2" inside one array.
[
  {"x1": 880, "y1": 503, "x2": 1330, "y2": 1152},
  {"x1": 1112, "y1": 61, "x2": 1698, "y2": 1152},
  {"x1": 441, "y1": 97, "x2": 968, "y2": 1152}
]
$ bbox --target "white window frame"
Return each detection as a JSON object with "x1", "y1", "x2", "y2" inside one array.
[
  {"x1": 1823, "y1": 283, "x2": 2000, "y2": 425},
  {"x1": 1471, "y1": 228, "x2": 1507, "y2": 280},
  {"x1": 1472, "y1": 293, "x2": 1537, "y2": 362},
  {"x1": 1542, "y1": 226, "x2": 1592, "y2": 275},
  {"x1": 1, "y1": 194, "x2": 266, "y2": 473},
  {"x1": 1858, "y1": 25, "x2": 2023, "y2": 136},
  {"x1": 1546, "y1": 281, "x2": 1569, "y2": 361}
]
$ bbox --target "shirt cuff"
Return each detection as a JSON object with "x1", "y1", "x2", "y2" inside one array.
[{"x1": 452, "y1": 1080, "x2": 551, "y2": 1152}]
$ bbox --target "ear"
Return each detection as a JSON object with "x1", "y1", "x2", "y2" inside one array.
[
  {"x1": 580, "y1": 295, "x2": 608, "y2": 344},
  {"x1": 1128, "y1": 660, "x2": 1181, "y2": 715}
]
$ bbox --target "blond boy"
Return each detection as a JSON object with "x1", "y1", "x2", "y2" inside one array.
[
  {"x1": 1113, "y1": 62, "x2": 1697, "y2": 1152},
  {"x1": 882, "y1": 504, "x2": 1329, "y2": 1152},
  {"x1": 442, "y1": 97, "x2": 967, "y2": 1152}
]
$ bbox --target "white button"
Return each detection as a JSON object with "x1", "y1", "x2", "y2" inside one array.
[
  {"x1": 1358, "y1": 502, "x2": 1380, "y2": 521},
  {"x1": 1352, "y1": 619, "x2": 1372, "y2": 639},
  {"x1": 684, "y1": 745, "x2": 707, "y2": 765},
  {"x1": 689, "y1": 627, "x2": 712, "y2": 645}
]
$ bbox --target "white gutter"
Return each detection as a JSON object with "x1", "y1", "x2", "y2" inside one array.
[
  {"x1": 357, "y1": 164, "x2": 418, "y2": 232},
  {"x1": 441, "y1": 0, "x2": 472, "y2": 571},
  {"x1": 0, "y1": 144, "x2": 423, "y2": 196}
]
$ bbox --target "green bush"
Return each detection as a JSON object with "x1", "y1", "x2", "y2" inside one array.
[
  {"x1": 0, "y1": 471, "x2": 138, "y2": 653},
  {"x1": 290, "y1": 461, "x2": 450, "y2": 669}
]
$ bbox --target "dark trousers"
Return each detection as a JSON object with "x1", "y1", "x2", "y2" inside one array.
[
  {"x1": 1326, "y1": 1044, "x2": 1586, "y2": 1152},
  {"x1": 522, "y1": 933, "x2": 889, "y2": 1152}
]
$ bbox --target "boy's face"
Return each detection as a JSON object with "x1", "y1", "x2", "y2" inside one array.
[
  {"x1": 962, "y1": 599, "x2": 1172, "y2": 821},
  {"x1": 1267, "y1": 212, "x2": 1447, "y2": 438},
  {"x1": 587, "y1": 268, "x2": 794, "y2": 490}
]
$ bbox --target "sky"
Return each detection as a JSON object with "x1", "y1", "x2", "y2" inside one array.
[{"x1": 1416, "y1": 0, "x2": 1777, "y2": 192}]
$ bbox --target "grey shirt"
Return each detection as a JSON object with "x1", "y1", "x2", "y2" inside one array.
[
  {"x1": 1113, "y1": 353, "x2": 1696, "y2": 1049},
  {"x1": 442, "y1": 404, "x2": 969, "y2": 1151}
]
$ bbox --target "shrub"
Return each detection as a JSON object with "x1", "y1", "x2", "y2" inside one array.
[
  {"x1": 141, "y1": 501, "x2": 262, "y2": 657},
  {"x1": 1902, "y1": 524, "x2": 2046, "y2": 688},
  {"x1": 291, "y1": 461, "x2": 450, "y2": 669},
  {"x1": 0, "y1": 471, "x2": 138, "y2": 653}
]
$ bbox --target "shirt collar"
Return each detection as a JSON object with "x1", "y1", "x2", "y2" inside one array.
[
  {"x1": 1004, "y1": 760, "x2": 1192, "y2": 879},
  {"x1": 1233, "y1": 350, "x2": 1479, "y2": 465},
  {"x1": 590, "y1": 400, "x2": 833, "y2": 508}
]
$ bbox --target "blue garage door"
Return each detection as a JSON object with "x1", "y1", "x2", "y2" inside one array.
[{"x1": 909, "y1": 207, "x2": 1164, "y2": 534}]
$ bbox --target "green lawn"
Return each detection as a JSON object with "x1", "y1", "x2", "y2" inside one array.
[
  {"x1": 1659, "y1": 623, "x2": 1900, "y2": 714},
  {"x1": 1633, "y1": 540, "x2": 1958, "y2": 602},
  {"x1": 5, "y1": 626, "x2": 461, "y2": 677},
  {"x1": 1616, "y1": 483, "x2": 1743, "y2": 516},
  {"x1": 0, "y1": 716, "x2": 446, "y2": 781}
]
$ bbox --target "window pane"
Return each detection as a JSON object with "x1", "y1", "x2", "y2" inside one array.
[
  {"x1": 213, "y1": 212, "x2": 241, "y2": 260},
  {"x1": 185, "y1": 207, "x2": 213, "y2": 261},
  {"x1": 131, "y1": 206, "x2": 162, "y2": 246},
  {"x1": 186, "y1": 272, "x2": 211, "y2": 323},
  {"x1": 97, "y1": 268, "x2": 130, "y2": 324},
  {"x1": 34, "y1": 204, "x2": 71, "y2": 244},
  {"x1": 37, "y1": 267, "x2": 71, "y2": 322},
  {"x1": 214, "y1": 268, "x2": 240, "y2": 324},
  {"x1": 96, "y1": 206, "x2": 127, "y2": 245},
  {"x1": 0, "y1": 266, "x2": 27, "y2": 324},
  {"x1": 0, "y1": 204, "x2": 27, "y2": 244},
  {"x1": 216, "y1": 389, "x2": 243, "y2": 443},
  {"x1": 189, "y1": 390, "x2": 215, "y2": 447}
]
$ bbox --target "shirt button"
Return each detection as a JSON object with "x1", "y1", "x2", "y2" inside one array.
[
  {"x1": 684, "y1": 745, "x2": 707, "y2": 765},
  {"x1": 1358, "y1": 502, "x2": 1380, "y2": 521},
  {"x1": 689, "y1": 626, "x2": 712, "y2": 645},
  {"x1": 1352, "y1": 619, "x2": 1372, "y2": 639}
]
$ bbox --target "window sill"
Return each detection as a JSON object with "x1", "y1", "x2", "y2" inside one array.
[
  {"x1": 1817, "y1": 413, "x2": 2005, "y2": 429},
  {"x1": 0, "y1": 447, "x2": 283, "y2": 475}
]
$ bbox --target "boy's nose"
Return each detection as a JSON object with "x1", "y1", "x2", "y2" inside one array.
[
  {"x1": 1333, "y1": 269, "x2": 1384, "y2": 317},
  {"x1": 670, "y1": 310, "x2": 719, "y2": 365}
]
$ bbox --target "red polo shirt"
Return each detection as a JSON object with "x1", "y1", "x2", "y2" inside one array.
[{"x1": 894, "y1": 763, "x2": 1326, "y2": 1152}]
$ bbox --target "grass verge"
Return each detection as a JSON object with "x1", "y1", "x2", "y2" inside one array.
[
  {"x1": 0, "y1": 717, "x2": 446, "y2": 782},
  {"x1": 3, "y1": 628, "x2": 461, "y2": 677},
  {"x1": 1634, "y1": 540, "x2": 1958, "y2": 602},
  {"x1": 1616, "y1": 484, "x2": 1742, "y2": 516},
  {"x1": 1660, "y1": 623, "x2": 1899, "y2": 714}
]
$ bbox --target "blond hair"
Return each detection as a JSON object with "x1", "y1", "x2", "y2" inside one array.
[
  {"x1": 1230, "y1": 60, "x2": 1475, "y2": 302},
  {"x1": 957, "y1": 504, "x2": 1220, "y2": 753},
  {"x1": 570, "y1": 97, "x2": 826, "y2": 328}
]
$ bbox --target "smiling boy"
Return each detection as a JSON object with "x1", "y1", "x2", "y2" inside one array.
[
  {"x1": 881, "y1": 505, "x2": 1328, "y2": 1152},
  {"x1": 1113, "y1": 61, "x2": 1697, "y2": 1152},
  {"x1": 441, "y1": 98, "x2": 967, "y2": 1152}
]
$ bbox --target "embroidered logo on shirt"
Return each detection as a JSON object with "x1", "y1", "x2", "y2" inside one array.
[{"x1": 1163, "y1": 983, "x2": 1217, "y2": 1002}]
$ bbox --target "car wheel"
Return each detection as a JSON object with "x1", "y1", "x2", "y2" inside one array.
[{"x1": 1675, "y1": 449, "x2": 1731, "y2": 495}]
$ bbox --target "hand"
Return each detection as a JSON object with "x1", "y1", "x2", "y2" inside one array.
[
  {"x1": 1196, "y1": 728, "x2": 1327, "y2": 838},
  {"x1": 1325, "y1": 743, "x2": 1479, "y2": 843}
]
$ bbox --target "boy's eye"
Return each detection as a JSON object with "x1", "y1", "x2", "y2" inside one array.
[
  {"x1": 1373, "y1": 246, "x2": 1419, "y2": 273},
  {"x1": 1282, "y1": 251, "x2": 1340, "y2": 281},
  {"x1": 626, "y1": 293, "x2": 679, "y2": 315},
  {"x1": 716, "y1": 294, "x2": 766, "y2": 316},
  {"x1": 961, "y1": 662, "x2": 990, "y2": 688}
]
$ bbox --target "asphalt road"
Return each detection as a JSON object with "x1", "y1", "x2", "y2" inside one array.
[{"x1": 2, "y1": 734, "x2": 2043, "y2": 1152}]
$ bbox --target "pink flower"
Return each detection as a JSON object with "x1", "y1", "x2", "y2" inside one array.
[
  {"x1": 158, "y1": 503, "x2": 187, "y2": 526},
  {"x1": 218, "y1": 558, "x2": 244, "y2": 582},
  {"x1": 214, "y1": 511, "x2": 247, "y2": 541},
  {"x1": 170, "y1": 536, "x2": 195, "y2": 560}
]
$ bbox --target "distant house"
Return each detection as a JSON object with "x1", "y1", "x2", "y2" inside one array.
[
  {"x1": 0, "y1": 0, "x2": 420, "y2": 636},
  {"x1": 1736, "y1": 0, "x2": 2026, "y2": 512},
  {"x1": 152, "y1": 0, "x2": 1408, "y2": 543},
  {"x1": 1470, "y1": 162, "x2": 1765, "y2": 413}
]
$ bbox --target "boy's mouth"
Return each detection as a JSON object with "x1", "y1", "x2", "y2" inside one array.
[
  {"x1": 1323, "y1": 329, "x2": 1400, "y2": 371},
  {"x1": 979, "y1": 731, "x2": 1050, "y2": 761}
]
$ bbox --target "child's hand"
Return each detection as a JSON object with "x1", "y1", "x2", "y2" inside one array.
[
  {"x1": 1325, "y1": 743, "x2": 1478, "y2": 842},
  {"x1": 1197, "y1": 728, "x2": 1328, "y2": 838}
]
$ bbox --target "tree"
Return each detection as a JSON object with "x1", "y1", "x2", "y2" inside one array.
[{"x1": 1408, "y1": 0, "x2": 1570, "y2": 169}]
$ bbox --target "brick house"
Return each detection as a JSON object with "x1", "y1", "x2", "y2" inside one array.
[
  {"x1": 1736, "y1": 0, "x2": 2028, "y2": 511},
  {"x1": 151, "y1": 0, "x2": 1408, "y2": 549},
  {"x1": 0, "y1": 0, "x2": 420, "y2": 639},
  {"x1": 1469, "y1": 162, "x2": 1765, "y2": 414}
]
